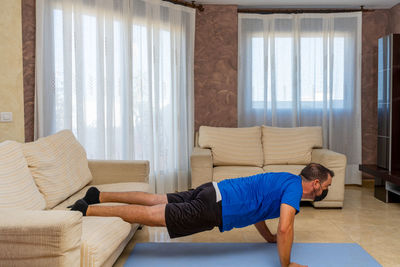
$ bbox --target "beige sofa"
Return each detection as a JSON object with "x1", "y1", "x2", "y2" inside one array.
[
  {"x1": 191, "y1": 126, "x2": 347, "y2": 208},
  {"x1": 0, "y1": 130, "x2": 151, "y2": 267}
]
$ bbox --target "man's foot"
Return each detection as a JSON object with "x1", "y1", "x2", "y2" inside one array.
[
  {"x1": 69, "y1": 199, "x2": 88, "y2": 216},
  {"x1": 67, "y1": 187, "x2": 100, "y2": 208},
  {"x1": 83, "y1": 187, "x2": 100, "y2": 205}
]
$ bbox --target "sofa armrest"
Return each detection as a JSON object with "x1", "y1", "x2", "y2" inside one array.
[
  {"x1": 88, "y1": 160, "x2": 149, "y2": 185},
  {"x1": 0, "y1": 210, "x2": 82, "y2": 266},
  {"x1": 311, "y1": 149, "x2": 347, "y2": 208},
  {"x1": 191, "y1": 147, "x2": 213, "y2": 188}
]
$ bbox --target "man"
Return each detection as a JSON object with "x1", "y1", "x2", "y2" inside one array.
[{"x1": 70, "y1": 163, "x2": 333, "y2": 267}]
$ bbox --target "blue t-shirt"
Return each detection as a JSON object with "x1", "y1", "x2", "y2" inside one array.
[{"x1": 217, "y1": 172, "x2": 303, "y2": 232}]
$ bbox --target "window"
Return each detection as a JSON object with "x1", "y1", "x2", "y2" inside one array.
[
  {"x1": 238, "y1": 13, "x2": 362, "y2": 185},
  {"x1": 250, "y1": 34, "x2": 346, "y2": 110},
  {"x1": 37, "y1": 0, "x2": 195, "y2": 192}
]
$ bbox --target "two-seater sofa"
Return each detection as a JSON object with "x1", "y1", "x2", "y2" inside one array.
[
  {"x1": 191, "y1": 126, "x2": 347, "y2": 208},
  {"x1": 0, "y1": 130, "x2": 151, "y2": 267}
]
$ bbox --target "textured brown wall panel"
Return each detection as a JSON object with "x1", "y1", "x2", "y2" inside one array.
[
  {"x1": 391, "y1": 3, "x2": 400, "y2": 33},
  {"x1": 361, "y1": 10, "x2": 391, "y2": 167},
  {"x1": 22, "y1": 0, "x2": 35, "y2": 142},
  {"x1": 194, "y1": 5, "x2": 238, "y2": 131}
]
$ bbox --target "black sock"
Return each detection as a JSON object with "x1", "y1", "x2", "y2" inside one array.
[
  {"x1": 84, "y1": 187, "x2": 100, "y2": 205},
  {"x1": 70, "y1": 199, "x2": 88, "y2": 216},
  {"x1": 66, "y1": 187, "x2": 100, "y2": 209}
]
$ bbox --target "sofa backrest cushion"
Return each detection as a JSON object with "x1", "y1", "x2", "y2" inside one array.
[
  {"x1": 198, "y1": 126, "x2": 264, "y2": 167},
  {"x1": 22, "y1": 130, "x2": 92, "y2": 209},
  {"x1": 262, "y1": 126, "x2": 322, "y2": 165},
  {"x1": 0, "y1": 141, "x2": 46, "y2": 210}
]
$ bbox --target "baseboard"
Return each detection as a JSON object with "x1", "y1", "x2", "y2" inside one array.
[
  {"x1": 362, "y1": 179, "x2": 374, "y2": 188},
  {"x1": 312, "y1": 201, "x2": 343, "y2": 208}
]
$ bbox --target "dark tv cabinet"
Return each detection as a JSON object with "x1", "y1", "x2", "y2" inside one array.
[{"x1": 359, "y1": 164, "x2": 400, "y2": 203}]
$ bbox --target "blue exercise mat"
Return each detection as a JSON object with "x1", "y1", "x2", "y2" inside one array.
[{"x1": 124, "y1": 242, "x2": 382, "y2": 267}]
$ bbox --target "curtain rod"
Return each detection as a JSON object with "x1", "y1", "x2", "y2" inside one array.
[
  {"x1": 162, "y1": 0, "x2": 204, "y2": 12},
  {"x1": 238, "y1": 6, "x2": 374, "y2": 14}
]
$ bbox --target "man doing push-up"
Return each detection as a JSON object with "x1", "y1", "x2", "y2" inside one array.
[{"x1": 70, "y1": 163, "x2": 333, "y2": 267}]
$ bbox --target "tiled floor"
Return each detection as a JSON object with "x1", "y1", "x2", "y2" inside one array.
[{"x1": 114, "y1": 186, "x2": 400, "y2": 267}]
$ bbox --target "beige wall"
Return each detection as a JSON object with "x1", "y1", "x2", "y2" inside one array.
[{"x1": 0, "y1": 1, "x2": 25, "y2": 142}]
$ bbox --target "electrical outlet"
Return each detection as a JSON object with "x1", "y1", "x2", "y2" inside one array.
[{"x1": 0, "y1": 112, "x2": 13, "y2": 122}]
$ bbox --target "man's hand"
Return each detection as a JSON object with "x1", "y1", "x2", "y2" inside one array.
[
  {"x1": 289, "y1": 263, "x2": 308, "y2": 267},
  {"x1": 254, "y1": 221, "x2": 277, "y2": 243}
]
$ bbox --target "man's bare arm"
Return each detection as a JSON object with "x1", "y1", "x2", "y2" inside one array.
[
  {"x1": 277, "y1": 204, "x2": 306, "y2": 267},
  {"x1": 254, "y1": 220, "x2": 276, "y2": 243}
]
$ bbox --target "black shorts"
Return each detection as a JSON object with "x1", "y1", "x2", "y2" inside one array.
[{"x1": 165, "y1": 182, "x2": 222, "y2": 238}]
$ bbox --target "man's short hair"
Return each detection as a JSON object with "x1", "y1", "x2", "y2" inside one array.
[{"x1": 300, "y1": 163, "x2": 334, "y2": 183}]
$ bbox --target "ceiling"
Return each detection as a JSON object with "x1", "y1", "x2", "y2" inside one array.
[{"x1": 196, "y1": 0, "x2": 400, "y2": 9}]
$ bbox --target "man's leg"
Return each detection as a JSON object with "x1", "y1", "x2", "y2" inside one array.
[
  {"x1": 71, "y1": 183, "x2": 219, "y2": 238},
  {"x1": 87, "y1": 203, "x2": 166, "y2": 226},
  {"x1": 99, "y1": 191, "x2": 168, "y2": 206}
]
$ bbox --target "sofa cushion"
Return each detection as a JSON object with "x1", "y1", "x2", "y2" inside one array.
[
  {"x1": 262, "y1": 126, "x2": 322, "y2": 165},
  {"x1": 213, "y1": 166, "x2": 264, "y2": 182},
  {"x1": 199, "y1": 126, "x2": 264, "y2": 167},
  {"x1": 0, "y1": 141, "x2": 46, "y2": 210},
  {"x1": 81, "y1": 217, "x2": 132, "y2": 267},
  {"x1": 263, "y1": 165, "x2": 306, "y2": 176},
  {"x1": 22, "y1": 130, "x2": 92, "y2": 209},
  {"x1": 0, "y1": 210, "x2": 82, "y2": 266},
  {"x1": 53, "y1": 182, "x2": 151, "y2": 210}
]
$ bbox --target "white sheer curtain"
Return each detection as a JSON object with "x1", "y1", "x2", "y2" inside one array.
[
  {"x1": 238, "y1": 12, "x2": 362, "y2": 184},
  {"x1": 36, "y1": 0, "x2": 195, "y2": 193}
]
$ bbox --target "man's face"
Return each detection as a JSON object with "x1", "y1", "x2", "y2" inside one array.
[{"x1": 313, "y1": 174, "x2": 332, "y2": 199}]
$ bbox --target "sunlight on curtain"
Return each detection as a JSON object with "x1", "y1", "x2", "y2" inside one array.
[
  {"x1": 36, "y1": 0, "x2": 195, "y2": 193},
  {"x1": 238, "y1": 13, "x2": 362, "y2": 184}
]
